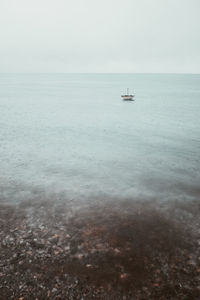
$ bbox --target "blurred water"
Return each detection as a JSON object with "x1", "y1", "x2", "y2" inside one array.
[{"x1": 0, "y1": 73, "x2": 200, "y2": 203}]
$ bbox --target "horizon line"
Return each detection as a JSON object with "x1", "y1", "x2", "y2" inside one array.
[{"x1": 0, "y1": 72, "x2": 200, "y2": 75}]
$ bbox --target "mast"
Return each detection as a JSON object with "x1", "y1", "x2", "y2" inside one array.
[{"x1": 127, "y1": 88, "x2": 129, "y2": 95}]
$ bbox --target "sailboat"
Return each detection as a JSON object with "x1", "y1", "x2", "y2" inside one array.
[{"x1": 121, "y1": 88, "x2": 135, "y2": 101}]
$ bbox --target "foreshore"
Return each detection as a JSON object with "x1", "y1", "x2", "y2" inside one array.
[{"x1": 0, "y1": 197, "x2": 200, "y2": 299}]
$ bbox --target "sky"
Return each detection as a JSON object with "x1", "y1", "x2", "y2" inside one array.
[{"x1": 0, "y1": 0, "x2": 200, "y2": 73}]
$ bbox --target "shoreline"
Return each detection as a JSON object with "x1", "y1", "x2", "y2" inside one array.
[{"x1": 0, "y1": 198, "x2": 200, "y2": 299}]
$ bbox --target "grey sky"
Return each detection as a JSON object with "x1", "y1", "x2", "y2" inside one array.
[{"x1": 0, "y1": 0, "x2": 200, "y2": 73}]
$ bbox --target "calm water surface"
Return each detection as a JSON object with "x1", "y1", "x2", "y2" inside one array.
[{"x1": 0, "y1": 73, "x2": 200, "y2": 204}]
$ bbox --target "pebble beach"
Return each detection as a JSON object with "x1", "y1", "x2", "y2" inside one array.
[{"x1": 1, "y1": 197, "x2": 200, "y2": 299}]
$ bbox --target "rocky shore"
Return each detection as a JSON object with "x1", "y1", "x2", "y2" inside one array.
[{"x1": 0, "y1": 198, "x2": 200, "y2": 299}]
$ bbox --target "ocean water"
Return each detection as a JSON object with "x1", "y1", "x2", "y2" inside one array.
[{"x1": 0, "y1": 73, "x2": 200, "y2": 204}]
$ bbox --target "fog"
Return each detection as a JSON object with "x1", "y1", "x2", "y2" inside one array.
[
  {"x1": 1, "y1": 2, "x2": 200, "y2": 295},
  {"x1": 0, "y1": 0, "x2": 200, "y2": 73}
]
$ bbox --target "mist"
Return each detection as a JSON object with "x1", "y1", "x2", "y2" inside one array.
[
  {"x1": 1, "y1": 1, "x2": 200, "y2": 298},
  {"x1": 0, "y1": 0, "x2": 200, "y2": 73}
]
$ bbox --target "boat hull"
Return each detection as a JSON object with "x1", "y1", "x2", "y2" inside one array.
[{"x1": 121, "y1": 96, "x2": 134, "y2": 101}]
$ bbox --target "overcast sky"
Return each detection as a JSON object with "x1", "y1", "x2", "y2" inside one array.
[{"x1": 0, "y1": 0, "x2": 200, "y2": 73}]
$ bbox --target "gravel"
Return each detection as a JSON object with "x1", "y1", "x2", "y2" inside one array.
[{"x1": 0, "y1": 198, "x2": 200, "y2": 299}]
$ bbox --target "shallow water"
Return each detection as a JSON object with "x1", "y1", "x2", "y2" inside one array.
[{"x1": 0, "y1": 73, "x2": 200, "y2": 204}]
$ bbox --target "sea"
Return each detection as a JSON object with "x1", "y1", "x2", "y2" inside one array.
[{"x1": 0, "y1": 73, "x2": 200, "y2": 205}]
